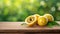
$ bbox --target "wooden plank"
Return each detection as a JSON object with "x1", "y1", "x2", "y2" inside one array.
[{"x1": 0, "y1": 21, "x2": 60, "y2": 32}]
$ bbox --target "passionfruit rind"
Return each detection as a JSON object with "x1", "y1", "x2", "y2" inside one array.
[
  {"x1": 34, "y1": 14, "x2": 40, "y2": 17},
  {"x1": 33, "y1": 14, "x2": 40, "y2": 21},
  {"x1": 44, "y1": 14, "x2": 54, "y2": 21},
  {"x1": 40, "y1": 16, "x2": 48, "y2": 22},
  {"x1": 25, "y1": 15, "x2": 37, "y2": 26},
  {"x1": 38, "y1": 16, "x2": 48, "y2": 26}
]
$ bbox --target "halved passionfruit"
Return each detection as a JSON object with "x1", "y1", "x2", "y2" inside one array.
[
  {"x1": 34, "y1": 14, "x2": 40, "y2": 25},
  {"x1": 38, "y1": 16, "x2": 48, "y2": 26},
  {"x1": 25, "y1": 15, "x2": 37, "y2": 27},
  {"x1": 44, "y1": 14, "x2": 54, "y2": 22},
  {"x1": 34, "y1": 14, "x2": 40, "y2": 20}
]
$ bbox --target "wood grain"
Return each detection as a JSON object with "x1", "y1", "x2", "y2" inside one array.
[{"x1": 0, "y1": 21, "x2": 60, "y2": 33}]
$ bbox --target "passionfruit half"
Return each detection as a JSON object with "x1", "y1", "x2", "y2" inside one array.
[
  {"x1": 44, "y1": 14, "x2": 54, "y2": 22},
  {"x1": 25, "y1": 15, "x2": 37, "y2": 27},
  {"x1": 38, "y1": 16, "x2": 48, "y2": 26}
]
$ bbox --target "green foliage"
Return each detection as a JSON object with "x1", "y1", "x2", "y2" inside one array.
[
  {"x1": 47, "y1": 21, "x2": 60, "y2": 28},
  {"x1": 0, "y1": 0, "x2": 60, "y2": 21}
]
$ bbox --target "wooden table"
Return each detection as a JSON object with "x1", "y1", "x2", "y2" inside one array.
[{"x1": 0, "y1": 21, "x2": 60, "y2": 34}]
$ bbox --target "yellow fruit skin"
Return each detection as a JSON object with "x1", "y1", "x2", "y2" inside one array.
[
  {"x1": 38, "y1": 16, "x2": 48, "y2": 26},
  {"x1": 44, "y1": 14, "x2": 54, "y2": 22},
  {"x1": 34, "y1": 14, "x2": 40, "y2": 25},
  {"x1": 25, "y1": 15, "x2": 36, "y2": 27},
  {"x1": 34, "y1": 14, "x2": 40, "y2": 17}
]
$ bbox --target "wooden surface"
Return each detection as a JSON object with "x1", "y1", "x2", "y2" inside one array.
[{"x1": 0, "y1": 21, "x2": 60, "y2": 33}]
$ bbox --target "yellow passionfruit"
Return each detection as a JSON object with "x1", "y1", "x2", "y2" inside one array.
[
  {"x1": 38, "y1": 16, "x2": 48, "y2": 26},
  {"x1": 34, "y1": 14, "x2": 40, "y2": 25},
  {"x1": 34, "y1": 14, "x2": 40, "y2": 21},
  {"x1": 34, "y1": 14, "x2": 40, "y2": 19},
  {"x1": 25, "y1": 15, "x2": 37, "y2": 27},
  {"x1": 44, "y1": 14, "x2": 54, "y2": 21}
]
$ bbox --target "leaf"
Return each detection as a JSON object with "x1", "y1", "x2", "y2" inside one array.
[{"x1": 47, "y1": 21, "x2": 60, "y2": 28}]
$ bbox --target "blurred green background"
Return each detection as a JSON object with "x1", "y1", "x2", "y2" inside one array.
[{"x1": 0, "y1": 0, "x2": 60, "y2": 22}]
